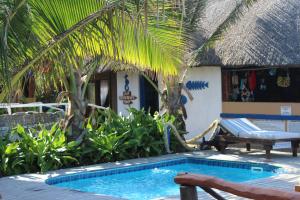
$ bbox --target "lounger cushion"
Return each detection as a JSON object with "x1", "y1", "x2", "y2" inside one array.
[
  {"x1": 239, "y1": 130, "x2": 300, "y2": 140},
  {"x1": 220, "y1": 118, "x2": 300, "y2": 140},
  {"x1": 220, "y1": 118, "x2": 261, "y2": 135}
]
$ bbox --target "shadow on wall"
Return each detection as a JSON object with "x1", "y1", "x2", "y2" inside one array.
[{"x1": 247, "y1": 0, "x2": 300, "y2": 65}]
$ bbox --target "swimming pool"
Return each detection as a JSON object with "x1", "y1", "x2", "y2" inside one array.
[{"x1": 46, "y1": 157, "x2": 280, "y2": 200}]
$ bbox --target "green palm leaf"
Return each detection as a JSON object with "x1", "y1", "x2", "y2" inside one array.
[{"x1": 0, "y1": 0, "x2": 186, "y2": 102}]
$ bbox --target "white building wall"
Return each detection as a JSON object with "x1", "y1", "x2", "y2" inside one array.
[
  {"x1": 115, "y1": 67, "x2": 222, "y2": 140},
  {"x1": 182, "y1": 67, "x2": 222, "y2": 140},
  {"x1": 116, "y1": 72, "x2": 140, "y2": 115}
]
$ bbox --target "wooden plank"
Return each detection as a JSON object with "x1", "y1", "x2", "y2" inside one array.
[
  {"x1": 217, "y1": 135, "x2": 300, "y2": 144},
  {"x1": 174, "y1": 173, "x2": 300, "y2": 200}
]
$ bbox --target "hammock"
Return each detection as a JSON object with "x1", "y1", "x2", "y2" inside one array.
[{"x1": 163, "y1": 120, "x2": 220, "y2": 152}]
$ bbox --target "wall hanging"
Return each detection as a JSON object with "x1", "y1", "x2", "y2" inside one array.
[
  {"x1": 180, "y1": 95, "x2": 188, "y2": 105},
  {"x1": 277, "y1": 72, "x2": 290, "y2": 88},
  {"x1": 119, "y1": 74, "x2": 137, "y2": 105},
  {"x1": 186, "y1": 81, "x2": 209, "y2": 90}
]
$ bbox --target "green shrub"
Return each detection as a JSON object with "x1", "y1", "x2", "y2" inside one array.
[
  {"x1": 0, "y1": 124, "x2": 78, "y2": 176},
  {"x1": 0, "y1": 108, "x2": 185, "y2": 176},
  {"x1": 0, "y1": 135, "x2": 15, "y2": 176},
  {"x1": 82, "y1": 108, "x2": 166, "y2": 162}
]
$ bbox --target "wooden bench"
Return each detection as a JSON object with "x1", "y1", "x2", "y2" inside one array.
[{"x1": 174, "y1": 173, "x2": 300, "y2": 200}]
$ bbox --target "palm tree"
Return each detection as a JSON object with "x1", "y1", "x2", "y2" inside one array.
[
  {"x1": 143, "y1": 0, "x2": 260, "y2": 138},
  {"x1": 0, "y1": 0, "x2": 186, "y2": 140}
]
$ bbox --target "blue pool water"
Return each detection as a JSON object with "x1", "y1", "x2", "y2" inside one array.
[{"x1": 48, "y1": 158, "x2": 279, "y2": 200}]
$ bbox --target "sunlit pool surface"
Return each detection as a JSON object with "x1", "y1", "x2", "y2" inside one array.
[{"x1": 47, "y1": 158, "x2": 279, "y2": 200}]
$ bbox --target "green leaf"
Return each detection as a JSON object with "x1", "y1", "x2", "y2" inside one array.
[
  {"x1": 62, "y1": 156, "x2": 78, "y2": 163},
  {"x1": 16, "y1": 124, "x2": 25, "y2": 134},
  {"x1": 5, "y1": 143, "x2": 19, "y2": 154}
]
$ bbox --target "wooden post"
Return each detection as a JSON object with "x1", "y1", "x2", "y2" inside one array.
[
  {"x1": 295, "y1": 185, "x2": 300, "y2": 192},
  {"x1": 264, "y1": 145, "x2": 272, "y2": 159},
  {"x1": 179, "y1": 185, "x2": 198, "y2": 200},
  {"x1": 246, "y1": 143, "x2": 251, "y2": 151},
  {"x1": 291, "y1": 141, "x2": 299, "y2": 157},
  {"x1": 220, "y1": 142, "x2": 227, "y2": 154},
  {"x1": 7, "y1": 107, "x2": 12, "y2": 115},
  {"x1": 285, "y1": 120, "x2": 288, "y2": 132}
]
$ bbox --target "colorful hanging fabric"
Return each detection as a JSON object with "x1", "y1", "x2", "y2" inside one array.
[
  {"x1": 240, "y1": 80, "x2": 250, "y2": 102},
  {"x1": 240, "y1": 78, "x2": 246, "y2": 90},
  {"x1": 259, "y1": 78, "x2": 267, "y2": 91},
  {"x1": 248, "y1": 71, "x2": 257, "y2": 91},
  {"x1": 231, "y1": 86, "x2": 240, "y2": 101},
  {"x1": 232, "y1": 73, "x2": 239, "y2": 86},
  {"x1": 277, "y1": 72, "x2": 290, "y2": 88},
  {"x1": 241, "y1": 86, "x2": 250, "y2": 102},
  {"x1": 269, "y1": 68, "x2": 277, "y2": 76}
]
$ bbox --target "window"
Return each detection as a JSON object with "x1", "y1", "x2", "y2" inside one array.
[{"x1": 222, "y1": 68, "x2": 300, "y2": 102}]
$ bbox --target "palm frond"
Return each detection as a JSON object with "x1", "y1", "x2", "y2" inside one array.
[
  {"x1": 185, "y1": 0, "x2": 208, "y2": 30},
  {"x1": 0, "y1": 0, "x2": 187, "y2": 102}
]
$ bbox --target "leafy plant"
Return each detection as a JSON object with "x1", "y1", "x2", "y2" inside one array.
[
  {"x1": 124, "y1": 108, "x2": 165, "y2": 157},
  {"x1": 0, "y1": 135, "x2": 22, "y2": 176},
  {"x1": 0, "y1": 124, "x2": 78, "y2": 176},
  {"x1": 153, "y1": 111, "x2": 187, "y2": 152},
  {"x1": 83, "y1": 108, "x2": 168, "y2": 162},
  {"x1": 0, "y1": 108, "x2": 184, "y2": 176}
]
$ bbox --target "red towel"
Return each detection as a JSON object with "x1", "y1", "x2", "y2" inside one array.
[{"x1": 248, "y1": 71, "x2": 256, "y2": 91}]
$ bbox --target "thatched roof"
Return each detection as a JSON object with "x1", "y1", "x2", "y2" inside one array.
[{"x1": 192, "y1": 0, "x2": 300, "y2": 67}]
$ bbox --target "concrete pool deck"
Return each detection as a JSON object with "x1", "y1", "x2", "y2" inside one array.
[{"x1": 1, "y1": 148, "x2": 300, "y2": 200}]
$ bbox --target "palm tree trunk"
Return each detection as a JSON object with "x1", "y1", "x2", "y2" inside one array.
[
  {"x1": 64, "y1": 71, "x2": 88, "y2": 141},
  {"x1": 166, "y1": 79, "x2": 182, "y2": 115},
  {"x1": 67, "y1": 97, "x2": 87, "y2": 141},
  {"x1": 161, "y1": 77, "x2": 186, "y2": 132},
  {"x1": 161, "y1": 77, "x2": 187, "y2": 152}
]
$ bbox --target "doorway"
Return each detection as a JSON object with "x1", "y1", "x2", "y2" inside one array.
[
  {"x1": 139, "y1": 76, "x2": 159, "y2": 115},
  {"x1": 94, "y1": 71, "x2": 117, "y2": 111}
]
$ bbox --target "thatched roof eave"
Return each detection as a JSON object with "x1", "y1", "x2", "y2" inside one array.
[{"x1": 192, "y1": 64, "x2": 300, "y2": 70}]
